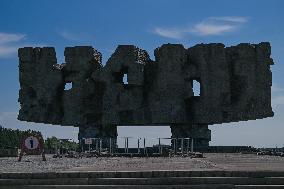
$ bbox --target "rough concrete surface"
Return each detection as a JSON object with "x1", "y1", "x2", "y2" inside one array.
[
  {"x1": 17, "y1": 43, "x2": 274, "y2": 147},
  {"x1": 1, "y1": 153, "x2": 284, "y2": 173},
  {"x1": 18, "y1": 43, "x2": 274, "y2": 126}
]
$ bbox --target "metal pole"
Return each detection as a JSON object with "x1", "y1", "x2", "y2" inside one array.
[
  {"x1": 126, "y1": 137, "x2": 129, "y2": 153},
  {"x1": 181, "y1": 138, "x2": 184, "y2": 155},
  {"x1": 89, "y1": 143, "x2": 91, "y2": 153},
  {"x1": 99, "y1": 139, "x2": 102, "y2": 155},
  {"x1": 174, "y1": 138, "x2": 177, "y2": 154},
  {"x1": 191, "y1": 138, "x2": 194, "y2": 153},
  {"x1": 124, "y1": 138, "x2": 127, "y2": 153},
  {"x1": 81, "y1": 139, "x2": 84, "y2": 153},
  {"x1": 137, "y1": 138, "x2": 140, "y2": 154},
  {"x1": 109, "y1": 138, "x2": 112, "y2": 155},
  {"x1": 96, "y1": 139, "x2": 98, "y2": 151},
  {"x1": 158, "y1": 138, "x2": 161, "y2": 155},
  {"x1": 172, "y1": 138, "x2": 175, "y2": 155},
  {"x1": 143, "y1": 138, "x2": 146, "y2": 155},
  {"x1": 187, "y1": 138, "x2": 189, "y2": 154}
]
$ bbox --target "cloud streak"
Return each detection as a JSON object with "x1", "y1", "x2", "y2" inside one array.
[
  {"x1": 208, "y1": 16, "x2": 248, "y2": 23},
  {"x1": 153, "y1": 16, "x2": 248, "y2": 39},
  {"x1": 0, "y1": 32, "x2": 26, "y2": 58},
  {"x1": 191, "y1": 23, "x2": 235, "y2": 36},
  {"x1": 0, "y1": 46, "x2": 19, "y2": 57},
  {"x1": 58, "y1": 30, "x2": 96, "y2": 42},
  {"x1": 153, "y1": 28, "x2": 185, "y2": 39},
  {"x1": 58, "y1": 31, "x2": 81, "y2": 41},
  {"x1": 272, "y1": 96, "x2": 284, "y2": 107},
  {"x1": 0, "y1": 33, "x2": 26, "y2": 44},
  {"x1": 0, "y1": 32, "x2": 47, "y2": 58}
]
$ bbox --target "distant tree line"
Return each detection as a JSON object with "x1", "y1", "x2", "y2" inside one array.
[
  {"x1": 44, "y1": 136, "x2": 78, "y2": 151},
  {"x1": 0, "y1": 125, "x2": 42, "y2": 149},
  {"x1": 0, "y1": 125, "x2": 78, "y2": 150}
]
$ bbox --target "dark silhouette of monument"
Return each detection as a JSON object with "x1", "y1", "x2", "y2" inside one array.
[{"x1": 17, "y1": 43, "x2": 274, "y2": 148}]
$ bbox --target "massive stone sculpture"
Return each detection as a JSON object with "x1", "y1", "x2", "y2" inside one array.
[{"x1": 18, "y1": 43, "x2": 274, "y2": 148}]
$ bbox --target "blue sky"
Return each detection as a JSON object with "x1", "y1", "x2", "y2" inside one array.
[{"x1": 0, "y1": 0, "x2": 284, "y2": 147}]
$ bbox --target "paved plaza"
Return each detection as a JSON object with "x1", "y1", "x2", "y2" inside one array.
[{"x1": 1, "y1": 153, "x2": 284, "y2": 173}]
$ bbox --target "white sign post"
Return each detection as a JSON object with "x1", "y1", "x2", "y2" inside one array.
[
  {"x1": 85, "y1": 138, "x2": 92, "y2": 153},
  {"x1": 85, "y1": 138, "x2": 92, "y2": 144}
]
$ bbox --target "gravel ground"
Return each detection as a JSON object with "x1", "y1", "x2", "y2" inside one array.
[
  {"x1": 0, "y1": 153, "x2": 284, "y2": 173},
  {"x1": 204, "y1": 153, "x2": 284, "y2": 171}
]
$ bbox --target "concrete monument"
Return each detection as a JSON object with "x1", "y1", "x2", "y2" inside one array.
[{"x1": 18, "y1": 43, "x2": 274, "y2": 147}]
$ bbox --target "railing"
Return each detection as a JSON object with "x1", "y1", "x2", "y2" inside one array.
[{"x1": 80, "y1": 137, "x2": 196, "y2": 157}]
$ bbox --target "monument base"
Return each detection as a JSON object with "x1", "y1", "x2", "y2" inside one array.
[
  {"x1": 78, "y1": 125, "x2": 117, "y2": 150},
  {"x1": 170, "y1": 124, "x2": 211, "y2": 150}
]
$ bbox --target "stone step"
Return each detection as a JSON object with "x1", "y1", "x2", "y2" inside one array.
[
  {"x1": 0, "y1": 178, "x2": 88, "y2": 185},
  {"x1": 235, "y1": 186, "x2": 284, "y2": 189},
  {"x1": 3, "y1": 185, "x2": 284, "y2": 189},
  {"x1": 88, "y1": 177, "x2": 284, "y2": 185},
  {"x1": 1, "y1": 177, "x2": 284, "y2": 185},
  {"x1": 0, "y1": 184, "x2": 236, "y2": 189},
  {"x1": 2, "y1": 171, "x2": 284, "y2": 179}
]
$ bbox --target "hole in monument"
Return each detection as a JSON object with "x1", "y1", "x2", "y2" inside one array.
[
  {"x1": 64, "y1": 82, "x2": 73, "y2": 91},
  {"x1": 123, "y1": 74, "x2": 128, "y2": 84},
  {"x1": 192, "y1": 80, "x2": 200, "y2": 96},
  {"x1": 117, "y1": 126, "x2": 171, "y2": 148}
]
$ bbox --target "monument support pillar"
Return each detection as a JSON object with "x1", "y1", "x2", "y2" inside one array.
[
  {"x1": 78, "y1": 124, "x2": 117, "y2": 151},
  {"x1": 170, "y1": 124, "x2": 211, "y2": 151}
]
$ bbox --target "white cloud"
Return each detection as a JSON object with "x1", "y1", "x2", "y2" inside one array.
[
  {"x1": 0, "y1": 33, "x2": 26, "y2": 44},
  {"x1": 0, "y1": 32, "x2": 46, "y2": 58},
  {"x1": 58, "y1": 31, "x2": 81, "y2": 41},
  {"x1": 153, "y1": 27, "x2": 184, "y2": 39},
  {"x1": 58, "y1": 30, "x2": 95, "y2": 42},
  {"x1": 191, "y1": 23, "x2": 235, "y2": 36},
  {"x1": 0, "y1": 45, "x2": 19, "y2": 57},
  {"x1": 152, "y1": 16, "x2": 248, "y2": 39},
  {"x1": 208, "y1": 16, "x2": 248, "y2": 23},
  {"x1": 0, "y1": 43, "x2": 46, "y2": 58},
  {"x1": 272, "y1": 96, "x2": 284, "y2": 106},
  {"x1": 0, "y1": 32, "x2": 26, "y2": 58}
]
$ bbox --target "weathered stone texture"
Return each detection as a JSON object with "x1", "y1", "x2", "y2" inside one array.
[
  {"x1": 170, "y1": 124, "x2": 211, "y2": 147},
  {"x1": 148, "y1": 44, "x2": 188, "y2": 124},
  {"x1": 18, "y1": 47, "x2": 63, "y2": 125},
  {"x1": 18, "y1": 43, "x2": 274, "y2": 128},
  {"x1": 62, "y1": 46, "x2": 102, "y2": 126}
]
